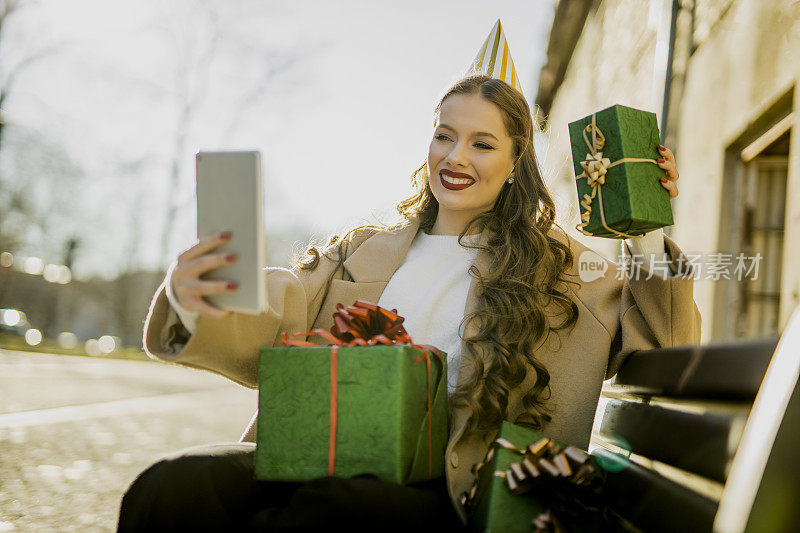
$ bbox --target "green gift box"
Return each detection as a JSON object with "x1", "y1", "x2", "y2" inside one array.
[
  {"x1": 568, "y1": 104, "x2": 673, "y2": 238},
  {"x1": 254, "y1": 344, "x2": 448, "y2": 484},
  {"x1": 466, "y1": 422, "x2": 548, "y2": 532},
  {"x1": 466, "y1": 422, "x2": 609, "y2": 532}
]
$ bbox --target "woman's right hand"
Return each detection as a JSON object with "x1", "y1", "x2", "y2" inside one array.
[{"x1": 171, "y1": 231, "x2": 239, "y2": 319}]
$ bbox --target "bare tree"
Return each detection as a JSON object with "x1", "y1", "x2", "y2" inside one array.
[
  {"x1": 0, "y1": 180, "x2": 26, "y2": 252},
  {"x1": 0, "y1": 0, "x2": 65, "y2": 252},
  {"x1": 0, "y1": 124, "x2": 85, "y2": 255},
  {"x1": 152, "y1": 2, "x2": 308, "y2": 268},
  {"x1": 156, "y1": 7, "x2": 223, "y2": 267},
  {"x1": 0, "y1": 0, "x2": 29, "y2": 252},
  {"x1": 0, "y1": 0, "x2": 62, "y2": 148}
]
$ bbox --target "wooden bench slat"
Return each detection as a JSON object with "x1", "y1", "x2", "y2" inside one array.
[
  {"x1": 593, "y1": 448, "x2": 719, "y2": 533},
  {"x1": 614, "y1": 338, "x2": 777, "y2": 398},
  {"x1": 742, "y1": 377, "x2": 800, "y2": 531},
  {"x1": 715, "y1": 311, "x2": 800, "y2": 532},
  {"x1": 598, "y1": 399, "x2": 748, "y2": 482}
]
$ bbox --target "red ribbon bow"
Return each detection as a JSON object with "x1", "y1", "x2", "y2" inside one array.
[{"x1": 282, "y1": 300, "x2": 441, "y2": 477}]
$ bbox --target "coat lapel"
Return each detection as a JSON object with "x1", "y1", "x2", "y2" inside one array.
[
  {"x1": 309, "y1": 219, "x2": 422, "y2": 332},
  {"x1": 343, "y1": 218, "x2": 421, "y2": 283}
]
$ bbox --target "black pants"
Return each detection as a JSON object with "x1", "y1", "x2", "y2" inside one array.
[{"x1": 117, "y1": 443, "x2": 465, "y2": 532}]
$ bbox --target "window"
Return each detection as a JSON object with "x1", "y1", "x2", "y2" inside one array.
[
  {"x1": 715, "y1": 113, "x2": 791, "y2": 340},
  {"x1": 738, "y1": 152, "x2": 788, "y2": 337}
]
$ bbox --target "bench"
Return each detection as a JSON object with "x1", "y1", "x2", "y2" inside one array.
[{"x1": 587, "y1": 307, "x2": 800, "y2": 532}]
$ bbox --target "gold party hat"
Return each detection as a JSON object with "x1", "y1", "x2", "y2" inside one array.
[{"x1": 467, "y1": 19, "x2": 523, "y2": 93}]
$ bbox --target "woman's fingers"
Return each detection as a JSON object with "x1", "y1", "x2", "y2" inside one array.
[
  {"x1": 172, "y1": 232, "x2": 240, "y2": 318},
  {"x1": 658, "y1": 145, "x2": 676, "y2": 164},
  {"x1": 657, "y1": 145, "x2": 679, "y2": 199},
  {"x1": 667, "y1": 166, "x2": 679, "y2": 180},
  {"x1": 657, "y1": 159, "x2": 679, "y2": 179},
  {"x1": 657, "y1": 145, "x2": 679, "y2": 180},
  {"x1": 174, "y1": 279, "x2": 239, "y2": 318},
  {"x1": 178, "y1": 231, "x2": 232, "y2": 264},
  {"x1": 660, "y1": 177, "x2": 679, "y2": 199},
  {"x1": 177, "y1": 252, "x2": 237, "y2": 279},
  {"x1": 177, "y1": 279, "x2": 239, "y2": 297}
]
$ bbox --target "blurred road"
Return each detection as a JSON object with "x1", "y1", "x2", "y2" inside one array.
[{"x1": 0, "y1": 349, "x2": 258, "y2": 532}]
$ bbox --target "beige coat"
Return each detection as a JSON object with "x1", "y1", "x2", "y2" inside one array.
[{"x1": 143, "y1": 216, "x2": 701, "y2": 523}]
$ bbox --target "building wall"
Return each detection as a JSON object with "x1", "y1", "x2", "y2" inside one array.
[{"x1": 540, "y1": 0, "x2": 800, "y2": 341}]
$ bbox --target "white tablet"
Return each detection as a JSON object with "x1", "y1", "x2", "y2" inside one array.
[{"x1": 196, "y1": 151, "x2": 267, "y2": 315}]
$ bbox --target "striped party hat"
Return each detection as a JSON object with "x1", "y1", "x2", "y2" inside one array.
[{"x1": 467, "y1": 19, "x2": 522, "y2": 94}]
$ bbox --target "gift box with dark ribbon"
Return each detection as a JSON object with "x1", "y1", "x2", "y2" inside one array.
[
  {"x1": 463, "y1": 422, "x2": 631, "y2": 532},
  {"x1": 254, "y1": 300, "x2": 448, "y2": 484},
  {"x1": 569, "y1": 104, "x2": 673, "y2": 238}
]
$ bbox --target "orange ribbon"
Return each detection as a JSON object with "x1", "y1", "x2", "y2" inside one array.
[
  {"x1": 329, "y1": 345, "x2": 338, "y2": 475},
  {"x1": 281, "y1": 300, "x2": 441, "y2": 477}
]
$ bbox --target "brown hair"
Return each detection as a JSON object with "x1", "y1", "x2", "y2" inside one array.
[{"x1": 297, "y1": 75, "x2": 578, "y2": 435}]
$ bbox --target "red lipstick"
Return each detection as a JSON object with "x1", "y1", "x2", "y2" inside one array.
[{"x1": 439, "y1": 169, "x2": 476, "y2": 191}]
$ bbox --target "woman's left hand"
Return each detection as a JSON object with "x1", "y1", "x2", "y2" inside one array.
[{"x1": 657, "y1": 145, "x2": 679, "y2": 199}]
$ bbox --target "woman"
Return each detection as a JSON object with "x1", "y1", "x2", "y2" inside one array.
[{"x1": 119, "y1": 75, "x2": 699, "y2": 531}]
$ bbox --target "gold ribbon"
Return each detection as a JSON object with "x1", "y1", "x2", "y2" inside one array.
[
  {"x1": 575, "y1": 113, "x2": 659, "y2": 239},
  {"x1": 460, "y1": 434, "x2": 631, "y2": 532},
  {"x1": 460, "y1": 437, "x2": 525, "y2": 506}
]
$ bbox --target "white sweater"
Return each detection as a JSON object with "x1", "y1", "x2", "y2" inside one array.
[
  {"x1": 377, "y1": 231, "x2": 480, "y2": 395},
  {"x1": 166, "y1": 228, "x2": 667, "y2": 395}
]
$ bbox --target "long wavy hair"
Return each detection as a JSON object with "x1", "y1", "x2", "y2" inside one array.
[{"x1": 297, "y1": 75, "x2": 579, "y2": 435}]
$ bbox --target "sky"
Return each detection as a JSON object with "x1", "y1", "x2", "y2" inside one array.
[{"x1": 1, "y1": 0, "x2": 556, "y2": 278}]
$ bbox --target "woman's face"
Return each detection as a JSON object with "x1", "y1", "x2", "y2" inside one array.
[{"x1": 427, "y1": 92, "x2": 516, "y2": 226}]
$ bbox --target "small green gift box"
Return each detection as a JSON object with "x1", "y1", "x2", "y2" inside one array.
[
  {"x1": 568, "y1": 104, "x2": 673, "y2": 238},
  {"x1": 465, "y1": 422, "x2": 607, "y2": 532},
  {"x1": 466, "y1": 423, "x2": 548, "y2": 532},
  {"x1": 254, "y1": 344, "x2": 448, "y2": 484}
]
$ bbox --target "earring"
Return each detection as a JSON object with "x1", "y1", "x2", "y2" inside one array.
[{"x1": 507, "y1": 177, "x2": 515, "y2": 184}]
